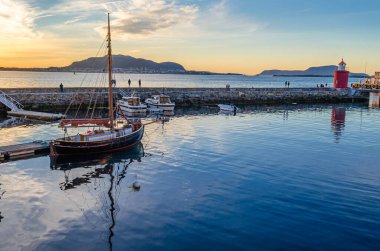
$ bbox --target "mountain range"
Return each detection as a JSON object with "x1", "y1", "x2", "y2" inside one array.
[
  {"x1": 0, "y1": 57, "x2": 371, "y2": 77},
  {"x1": 260, "y1": 65, "x2": 369, "y2": 78},
  {"x1": 63, "y1": 55, "x2": 186, "y2": 73},
  {"x1": 0, "y1": 55, "x2": 240, "y2": 75}
]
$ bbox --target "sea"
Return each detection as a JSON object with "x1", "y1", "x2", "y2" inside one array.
[
  {"x1": 0, "y1": 72, "x2": 379, "y2": 251},
  {"x1": 0, "y1": 71, "x2": 361, "y2": 88}
]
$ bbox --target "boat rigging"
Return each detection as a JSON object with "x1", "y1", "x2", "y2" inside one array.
[{"x1": 49, "y1": 13, "x2": 144, "y2": 157}]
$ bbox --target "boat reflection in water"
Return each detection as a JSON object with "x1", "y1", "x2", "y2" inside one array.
[
  {"x1": 50, "y1": 143, "x2": 145, "y2": 250},
  {"x1": 0, "y1": 182, "x2": 3, "y2": 223},
  {"x1": 218, "y1": 109, "x2": 237, "y2": 116},
  {"x1": 331, "y1": 106, "x2": 346, "y2": 143}
]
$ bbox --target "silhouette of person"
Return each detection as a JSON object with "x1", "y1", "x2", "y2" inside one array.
[
  {"x1": 59, "y1": 83, "x2": 64, "y2": 92},
  {"x1": 138, "y1": 79, "x2": 141, "y2": 88},
  {"x1": 128, "y1": 79, "x2": 131, "y2": 88}
]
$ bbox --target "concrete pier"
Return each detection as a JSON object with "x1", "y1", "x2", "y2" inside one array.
[
  {"x1": 7, "y1": 110, "x2": 65, "y2": 120},
  {"x1": 0, "y1": 87, "x2": 368, "y2": 112}
]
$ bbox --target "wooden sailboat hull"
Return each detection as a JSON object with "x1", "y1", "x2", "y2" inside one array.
[
  {"x1": 50, "y1": 142, "x2": 144, "y2": 169},
  {"x1": 50, "y1": 126, "x2": 144, "y2": 157}
]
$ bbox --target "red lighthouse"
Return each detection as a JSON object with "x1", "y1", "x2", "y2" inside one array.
[{"x1": 333, "y1": 59, "x2": 349, "y2": 88}]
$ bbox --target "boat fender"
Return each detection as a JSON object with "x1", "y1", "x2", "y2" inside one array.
[{"x1": 132, "y1": 181, "x2": 141, "y2": 190}]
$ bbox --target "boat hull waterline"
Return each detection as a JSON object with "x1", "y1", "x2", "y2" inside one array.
[
  {"x1": 218, "y1": 104, "x2": 238, "y2": 112},
  {"x1": 50, "y1": 125, "x2": 144, "y2": 157},
  {"x1": 145, "y1": 103, "x2": 175, "y2": 112},
  {"x1": 118, "y1": 104, "x2": 147, "y2": 115}
]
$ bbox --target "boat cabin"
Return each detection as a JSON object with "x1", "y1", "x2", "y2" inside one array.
[
  {"x1": 122, "y1": 97, "x2": 141, "y2": 106},
  {"x1": 150, "y1": 95, "x2": 171, "y2": 104},
  {"x1": 160, "y1": 96, "x2": 170, "y2": 103}
]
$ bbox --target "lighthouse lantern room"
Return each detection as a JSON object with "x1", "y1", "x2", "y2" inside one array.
[{"x1": 334, "y1": 59, "x2": 349, "y2": 88}]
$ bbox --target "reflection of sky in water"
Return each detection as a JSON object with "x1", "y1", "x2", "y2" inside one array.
[{"x1": 1, "y1": 104, "x2": 380, "y2": 251}]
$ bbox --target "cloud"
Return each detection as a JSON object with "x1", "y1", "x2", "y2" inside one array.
[
  {"x1": 195, "y1": 0, "x2": 265, "y2": 37},
  {"x1": 36, "y1": 0, "x2": 198, "y2": 37},
  {"x1": 63, "y1": 15, "x2": 87, "y2": 25},
  {"x1": 209, "y1": 0, "x2": 228, "y2": 18},
  {"x1": 100, "y1": 0, "x2": 199, "y2": 36},
  {"x1": 0, "y1": 0, "x2": 39, "y2": 38}
]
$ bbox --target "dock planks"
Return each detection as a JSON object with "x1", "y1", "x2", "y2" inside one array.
[{"x1": 0, "y1": 141, "x2": 50, "y2": 161}]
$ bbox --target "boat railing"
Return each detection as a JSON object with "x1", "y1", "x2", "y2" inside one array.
[{"x1": 118, "y1": 89, "x2": 129, "y2": 97}]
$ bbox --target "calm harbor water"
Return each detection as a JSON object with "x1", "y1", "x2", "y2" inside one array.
[
  {"x1": 0, "y1": 71, "x2": 361, "y2": 88},
  {"x1": 0, "y1": 104, "x2": 380, "y2": 251}
]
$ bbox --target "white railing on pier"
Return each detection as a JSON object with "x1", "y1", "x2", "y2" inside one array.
[
  {"x1": 0, "y1": 90, "x2": 24, "y2": 111},
  {"x1": 118, "y1": 89, "x2": 130, "y2": 97}
]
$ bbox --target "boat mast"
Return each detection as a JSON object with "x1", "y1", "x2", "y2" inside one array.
[{"x1": 107, "y1": 13, "x2": 114, "y2": 131}]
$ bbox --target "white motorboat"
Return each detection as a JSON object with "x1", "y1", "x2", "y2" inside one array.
[
  {"x1": 218, "y1": 104, "x2": 238, "y2": 112},
  {"x1": 145, "y1": 94, "x2": 175, "y2": 112},
  {"x1": 117, "y1": 96, "x2": 147, "y2": 116}
]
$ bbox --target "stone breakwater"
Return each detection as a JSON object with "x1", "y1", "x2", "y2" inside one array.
[{"x1": 0, "y1": 87, "x2": 367, "y2": 112}]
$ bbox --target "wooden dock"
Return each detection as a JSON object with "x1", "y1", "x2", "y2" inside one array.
[
  {"x1": 0, "y1": 141, "x2": 50, "y2": 161},
  {"x1": 7, "y1": 110, "x2": 65, "y2": 121}
]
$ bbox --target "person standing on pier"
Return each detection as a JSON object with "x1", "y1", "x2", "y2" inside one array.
[
  {"x1": 59, "y1": 83, "x2": 64, "y2": 92},
  {"x1": 128, "y1": 79, "x2": 131, "y2": 88},
  {"x1": 138, "y1": 79, "x2": 141, "y2": 88}
]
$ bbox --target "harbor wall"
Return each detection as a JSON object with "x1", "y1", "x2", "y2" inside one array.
[{"x1": 0, "y1": 87, "x2": 367, "y2": 112}]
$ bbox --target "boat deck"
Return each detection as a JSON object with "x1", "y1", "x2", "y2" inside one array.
[{"x1": 0, "y1": 141, "x2": 50, "y2": 161}]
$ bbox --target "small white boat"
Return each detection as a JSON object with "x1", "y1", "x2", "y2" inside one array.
[
  {"x1": 145, "y1": 94, "x2": 175, "y2": 112},
  {"x1": 218, "y1": 104, "x2": 238, "y2": 112},
  {"x1": 117, "y1": 96, "x2": 147, "y2": 116}
]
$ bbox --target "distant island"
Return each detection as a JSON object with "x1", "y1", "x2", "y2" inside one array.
[
  {"x1": 0, "y1": 55, "x2": 242, "y2": 76},
  {"x1": 260, "y1": 65, "x2": 370, "y2": 78}
]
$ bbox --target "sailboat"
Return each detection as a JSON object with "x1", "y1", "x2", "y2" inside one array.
[{"x1": 49, "y1": 14, "x2": 144, "y2": 157}]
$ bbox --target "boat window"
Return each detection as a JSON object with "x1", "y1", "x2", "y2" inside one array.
[{"x1": 160, "y1": 97, "x2": 169, "y2": 103}]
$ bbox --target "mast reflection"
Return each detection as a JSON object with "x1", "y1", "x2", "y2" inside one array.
[
  {"x1": 331, "y1": 106, "x2": 346, "y2": 143},
  {"x1": 0, "y1": 182, "x2": 4, "y2": 223},
  {"x1": 50, "y1": 143, "x2": 145, "y2": 251}
]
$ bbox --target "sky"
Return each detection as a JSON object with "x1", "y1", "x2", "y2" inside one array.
[{"x1": 0, "y1": 0, "x2": 379, "y2": 75}]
